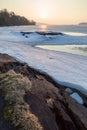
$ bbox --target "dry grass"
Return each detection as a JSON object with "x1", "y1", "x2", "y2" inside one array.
[{"x1": 0, "y1": 70, "x2": 43, "y2": 130}]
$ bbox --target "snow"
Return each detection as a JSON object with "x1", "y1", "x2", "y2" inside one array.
[
  {"x1": 71, "y1": 92, "x2": 84, "y2": 104},
  {"x1": 65, "y1": 88, "x2": 73, "y2": 94},
  {"x1": 44, "y1": 34, "x2": 87, "y2": 45},
  {"x1": 0, "y1": 26, "x2": 87, "y2": 96},
  {"x1": 19, "y1": 32, "x2": 87, "y2": 45}
]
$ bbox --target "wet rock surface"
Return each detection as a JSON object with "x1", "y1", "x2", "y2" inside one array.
[{"x1": 0, "y1": 53, "x2": 87, "y2": 130}]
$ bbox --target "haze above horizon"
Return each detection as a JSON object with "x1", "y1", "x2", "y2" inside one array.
[{"x1": 0, "y1": 0, "x2": 87, "y2": 25}]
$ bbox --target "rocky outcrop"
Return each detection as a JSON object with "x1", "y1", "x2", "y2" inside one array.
[
  {"x1": 21, "y1": 31, "x2": 64, "y2": 37},
  {"x1": 0, "y1": 53, "x2": 87, "y2": 130}
]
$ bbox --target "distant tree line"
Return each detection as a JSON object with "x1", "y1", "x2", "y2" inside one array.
[
  {"x1": 79, "y1": 22, "x2": 87, "y2": 26},
  {"x1": 0, "y1": 9, "x2": 36, "y2": 26}
]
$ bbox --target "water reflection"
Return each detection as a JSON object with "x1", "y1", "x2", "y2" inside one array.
[
  {"x1": 37, "y1": 45, "x2": 87, "y2": 56},
  {"x1": 38, "y1": 24, "x2": 48, "y2": 31}
]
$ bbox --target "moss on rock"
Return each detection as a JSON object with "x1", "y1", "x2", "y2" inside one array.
[{"x1": 3, "y1": 104, "x2": 13, "y2": 121}]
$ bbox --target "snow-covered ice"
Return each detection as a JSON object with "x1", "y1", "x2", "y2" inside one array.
[
  {"x1": 71, "y1": 92, "x2": 84, "y2": 104},
  {"x1": 0, "y1": 26, "x2": 87, "y2": 96},
  {"x1": 21, "y1": 31, "x2": 87, "y2": 45},
  {"x1": 65, "y1": 88, "x2": 73, "y2": 94}
]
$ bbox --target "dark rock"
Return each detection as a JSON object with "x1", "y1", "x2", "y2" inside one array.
[
  {"x1": 20, "y1": 31, "x2": 64, "y2": 37},
  {"x1": 36, "y1": 31, "x2": 64, "y2": 36},
  {"x1": 61, "y1": 93, "x2": 87, "y2": 130}
]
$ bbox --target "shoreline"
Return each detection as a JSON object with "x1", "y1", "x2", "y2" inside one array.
[
  {"x1": 0, "y1": 53, "x2": 87, "y2": 130},
  {"x1": 0, "y1": 29, "x2": 87, "y2": 97},
  {"x1": 0, "y1": 53, "x2": 87, "y2": 106}
]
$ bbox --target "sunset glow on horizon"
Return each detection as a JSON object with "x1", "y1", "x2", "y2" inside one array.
[{"x1": 0, "y1": 0, "x2": 87, "y2": 25}]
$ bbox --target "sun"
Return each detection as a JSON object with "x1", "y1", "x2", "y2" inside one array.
[{"x1": 39, "y1": 11, "x2": 48, "y2": 19}]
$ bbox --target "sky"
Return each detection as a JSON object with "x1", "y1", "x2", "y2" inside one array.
[{"x1": 0, "y1": 0, "x2": 87, "y2": 25}]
